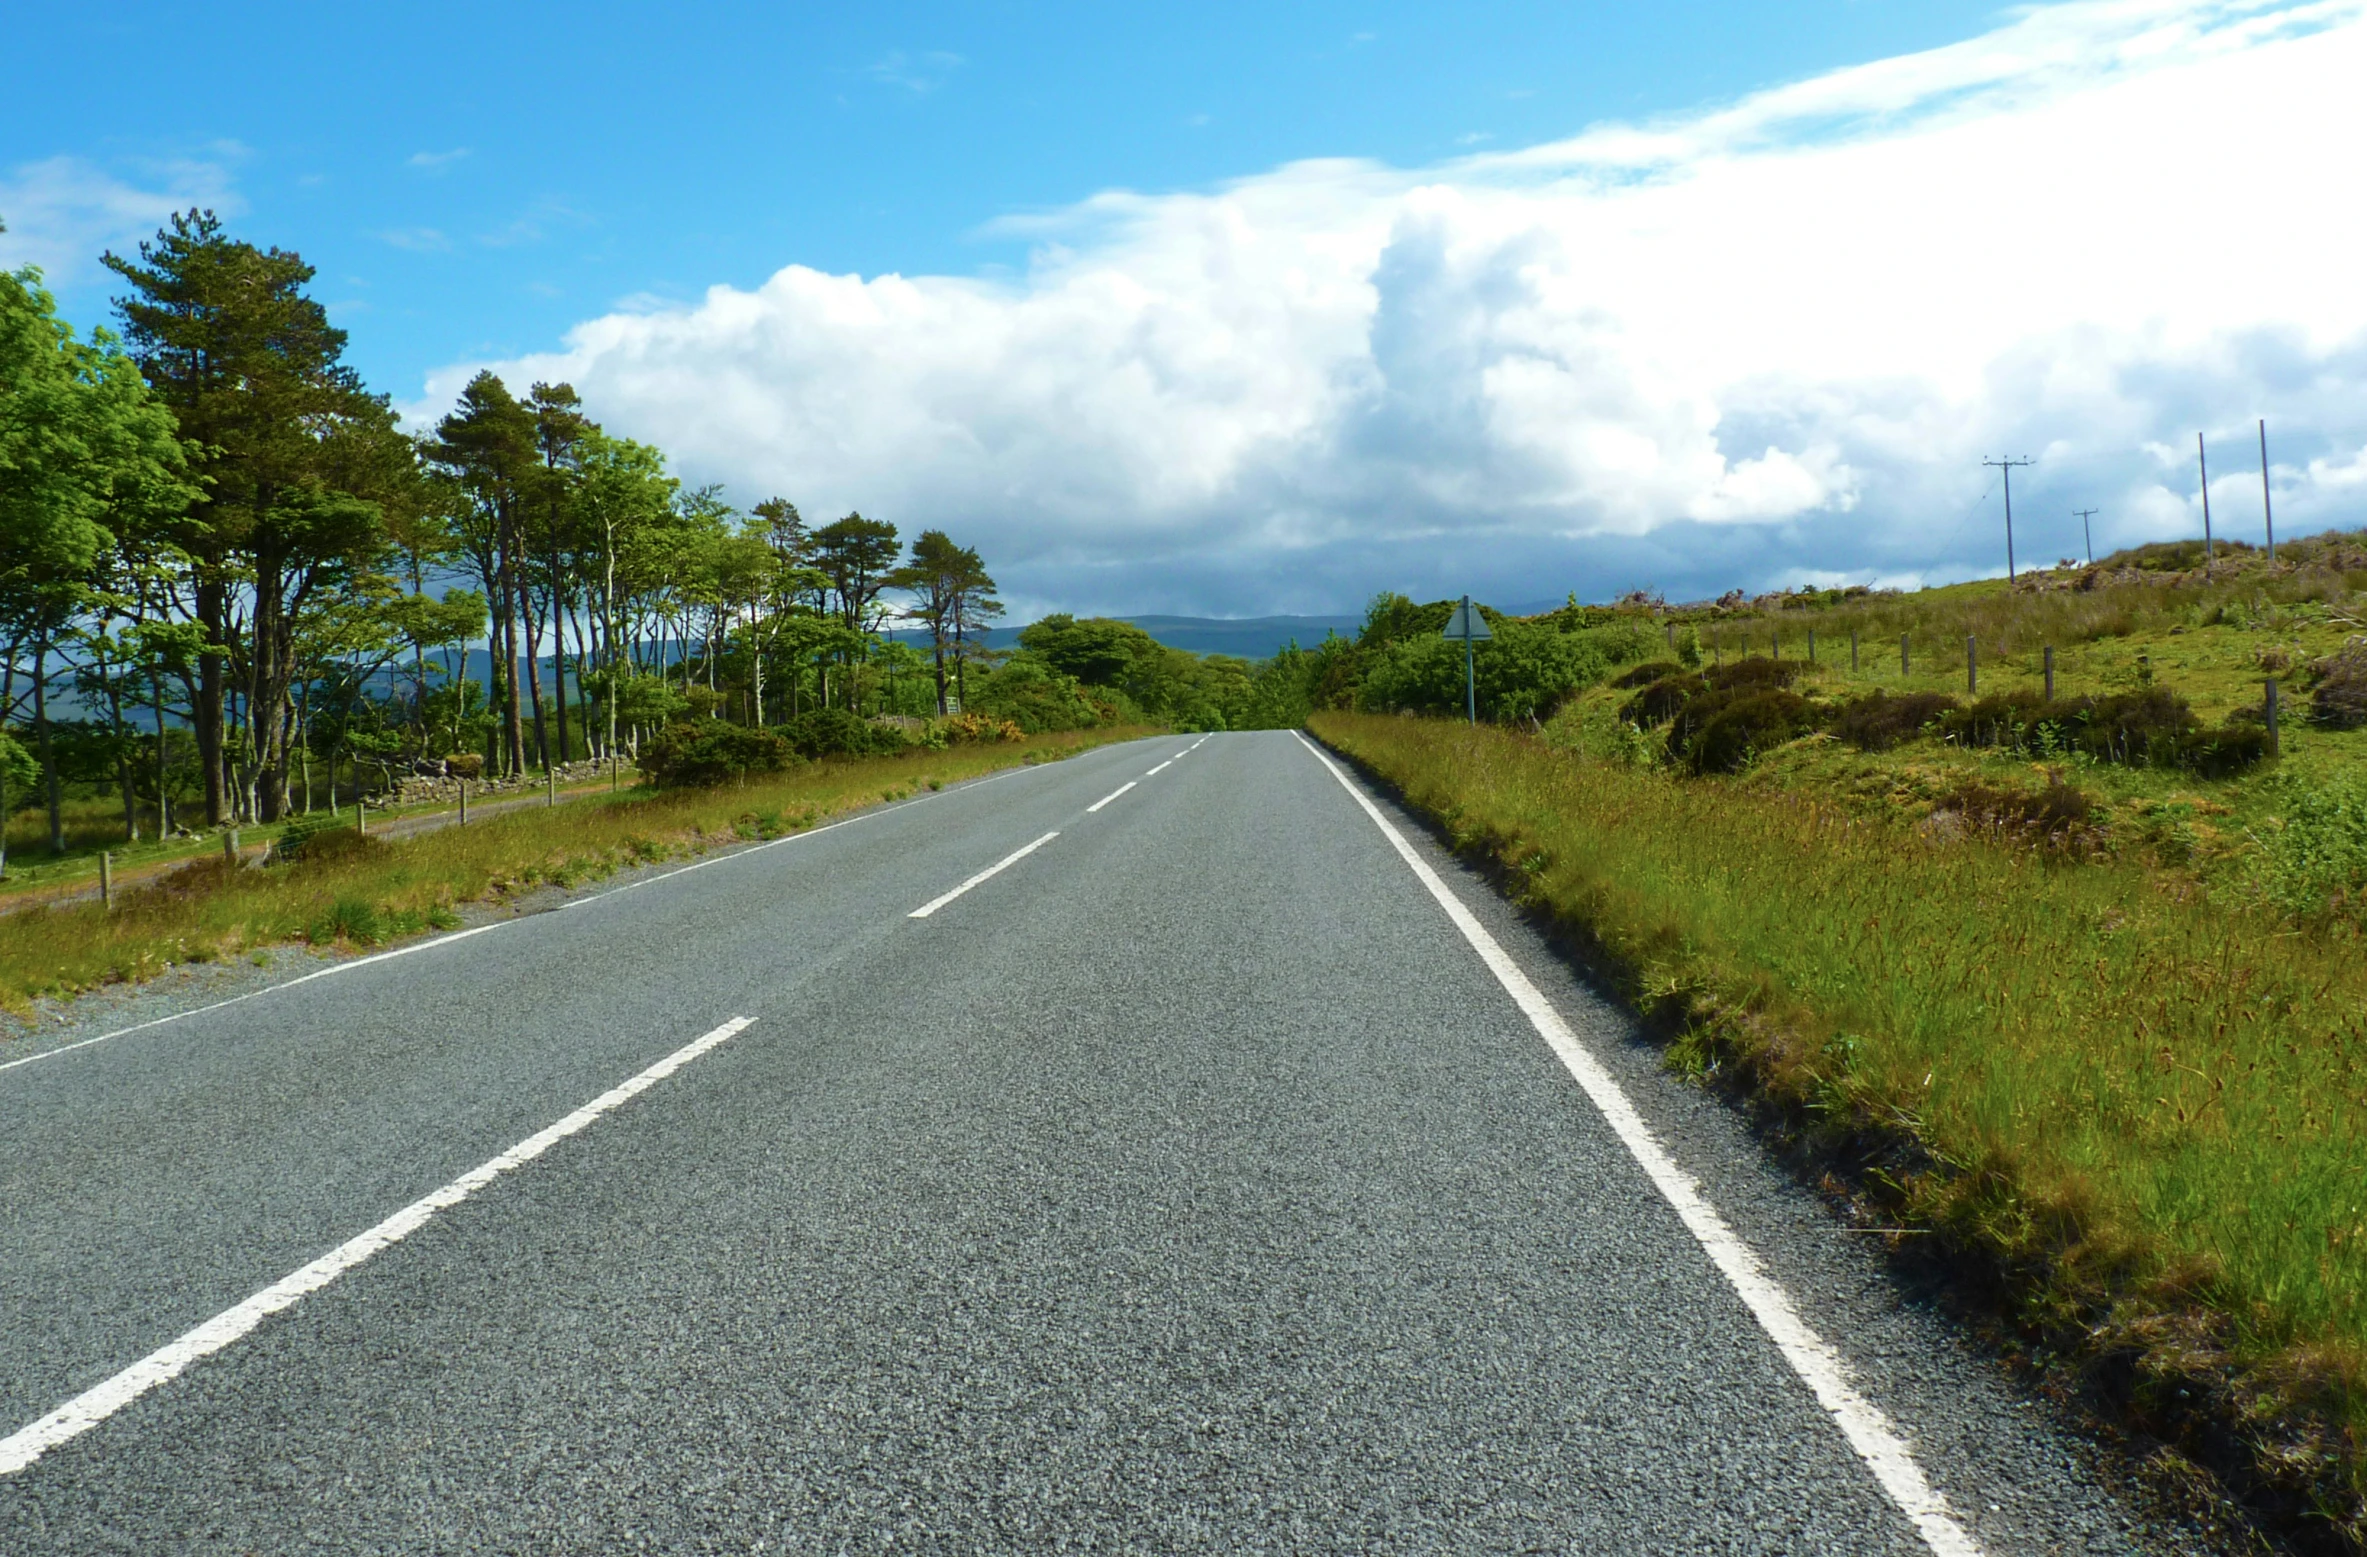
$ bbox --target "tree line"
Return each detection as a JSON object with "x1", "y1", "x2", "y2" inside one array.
[{"x1": 0, "y1": 209, "x2": 1016, "y2": 862}]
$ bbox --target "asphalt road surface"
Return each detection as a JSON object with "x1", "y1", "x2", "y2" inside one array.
[{"x1": 0, "y1": 731, "x2": 2211, "y2": 1553}]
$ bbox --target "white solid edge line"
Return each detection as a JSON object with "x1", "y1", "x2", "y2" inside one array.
[
  {"x1": 0, "y1": 1015, "x2": 756, "y2": 1477},
  {"x1": 0, "y1": 922, "x2": 514, "y2": 1078},
  {"x1": 1085, "y1": 781, "x2": 1136, "y2": 813},
  {"x1": 907, "y1": 832, "x2": 1059, "y2": 918},
  {"x1": 1289, "y1": 733, "x2": 1981, "y2": 1557}
]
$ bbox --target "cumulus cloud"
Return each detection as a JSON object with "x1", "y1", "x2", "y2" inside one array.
[
  {"x1": 0, "y1": 154, "x2": 240, "y2": 286},
  {"x1": 419, "y1": 0, "x2": 2367, "y2": 614}
]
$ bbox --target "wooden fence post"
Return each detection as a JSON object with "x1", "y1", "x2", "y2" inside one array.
[
  {"x1": 2267, "y1": 678, "x2": 2281, "y2": 758},
  {"x1": 100, "y1": 852, "x2": 113, "y2": 911},
  {"x1": 1900, "y1": 634, "x2": 1910, "y2": 675},
  {"x1": 1967, "y1": 636, "x2": 1978, "y2": 696},
  {"x1": 2043, "y1": 645, "x2": 2055, "y2": 701}
]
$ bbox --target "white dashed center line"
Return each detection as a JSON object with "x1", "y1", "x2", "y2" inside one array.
[{"x1": 908, "y1": 832, "x2": 1060, "y2": 918}]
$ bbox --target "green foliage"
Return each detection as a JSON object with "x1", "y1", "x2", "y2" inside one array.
[
  {"x1": 778, "y1": 707, "x2": 905, "y2": 760},
  {"x1": 0, "y1": 730, "x2": 40, "y2": 814},
  {"x1": 637, "y1": 719, "x2": 800, "y2": 787},
  {"x1": 2259, "y1": 771, "x2": 2367, "y2": 920},
  {"x1": 969, "y1": 655, "x2": 1105, "y2": 733},
  {"x1": 1358, "y1": 618, "x2": 1613, "y2": 722},
  {"x1": 308, "y1": 896, "x2": 384, "y2": 946},
  {"x1": 1673, "y1": 624, "x2": 1703, "y2": 668}
]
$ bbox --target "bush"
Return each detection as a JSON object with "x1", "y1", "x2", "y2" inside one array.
[
  {"x1": 2076, "y1": 688, "x2": 2197, "y2": 766},
  {"x1": 444, "y1": 752, "x2": 484, "y2": 780},
  {"x1": 1938, "y1": 779, "x2": 2094, "y2": 843},
  {"x1": 1357, "y1": 619, "x2": 1613, "y2": 722},
  {"x1": 1831, "y1": 691, "x2": 1958, "y2": 751},
  {"x1": 1619, "y1": 672, "x2": 1705, "y2": 726},
  {"x1": 272, "y1": 815, "x2": 380, "y2": 865},
  {"x1": 1675, "y1": 689, "x2": 1816, "y2": 774},
  {"x1": 639, "y1": 720, "x2": 800, "y2": 787},
  {"x1": 1610, "y1": 660, "x2": 1681, "y2": 690},
  {"x1": 937, "y1": 712, "x2": 1024, "y2": 745},
  {"x1": 1702, "y1": 657, "x2": 1802, "y2": 692},
  {"x1": 969, "y1": 656, "x2": 1105, "y2": 733},
  {"x1": 2170, "y1": 722, "x2": 2271, "y2": 779},
  {"x1": 2309, "y1": 644, "x2": 2367, "y2": 729},
  {"x1": 776, "y1": 708, "x2": 903, "y2": 761},
  {"x1": 1936, "y1": 691, "x2": 2079, "y2": 752}
]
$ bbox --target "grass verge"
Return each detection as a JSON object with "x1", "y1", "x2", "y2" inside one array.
[
  {"x1": 1310, "y1": 709, "x2": 2366, "y2": 1549},
  {"x1": 0, "y1": 727, "x2": 1148, "y2": 1020}
]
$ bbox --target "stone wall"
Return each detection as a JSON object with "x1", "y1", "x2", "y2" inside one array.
[{"x1": 389, "y1": 758, "x2": 622, "y2": 806}]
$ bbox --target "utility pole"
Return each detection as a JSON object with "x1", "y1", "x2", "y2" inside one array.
[
  {"x1": 2259, "y1": 419, "x2": 2276, "y2": 562},
  {"x1": 2197, "y1": 433, "x2": 2214, "y2": 575},
  {"x1": 1983, "y1": 457, "x2": 2035, "y2": 581},
  {"x1": 2073, "y1": 509, "x2": 2098, "y2": 567}
]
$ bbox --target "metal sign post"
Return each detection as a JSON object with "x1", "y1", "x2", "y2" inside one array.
[{"x1": 1440, "y1": 597, "x2": 1493, "y2": 724}]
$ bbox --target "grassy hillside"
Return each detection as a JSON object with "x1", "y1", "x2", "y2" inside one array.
[{"x1": 1311, "y1": 530, "x2": 2367, "y2": 1542}]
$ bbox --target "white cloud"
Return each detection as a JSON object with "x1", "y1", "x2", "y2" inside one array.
[
  {"x1": 407, "y1": 148, "x2": 472, "y2": 171},
  {"x1": 419, "y1": 0, "x2": 2367, "y2": 613},
  {"x1": 0, "y1": 155, "x2": 240, "y2": 285}
]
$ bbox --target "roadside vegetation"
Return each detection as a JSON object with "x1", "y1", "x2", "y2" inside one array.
[
  {"x1": 1305, "y1": 534, "x2": 2367, "y2": 1542},
  {"x1": 0, "y1": 727, "x2": 1141, "y2": 1018},
  {"x1": 1, "y1": 206, "x2": 1315, "y2": 905}
]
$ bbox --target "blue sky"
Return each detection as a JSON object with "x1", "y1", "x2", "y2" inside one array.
[
  {"x1": 11, "y1": 1, "x2": 1999, "y2": 394},
  {"x1": 7, "y1": 2, "x2": 2366, "y2": 616}
]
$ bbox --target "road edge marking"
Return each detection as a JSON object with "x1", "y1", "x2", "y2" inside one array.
[
  {"x1": 1290, "y1": 732, "x2": 1981, "y2": 1557},
  {"x1": 0, "y1": 1015, "x2": 757, "y2": 1477},
  {"x1": 907, "y1": 832, "x2": 1058, "y2": 919}
]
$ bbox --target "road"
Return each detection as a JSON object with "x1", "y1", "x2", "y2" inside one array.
[{"x1": 0, "y1": 731, "x2": 2204, "y2": 1553}]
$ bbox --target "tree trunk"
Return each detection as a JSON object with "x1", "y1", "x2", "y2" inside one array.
[
  {"x1": 196, "y1": 579, "x2": 227, "y2": 826},
  {"x1": 33, "y1": 635, "x2": 63, "y2": 855},
  {"x1": 553, "y1": 586, "x2": 573, "y2": 764}
]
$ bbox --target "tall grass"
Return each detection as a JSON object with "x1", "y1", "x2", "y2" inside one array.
[
  {"x1": 1690, "y1": 545, "x2": 2367, "y2": 663},
  {"x1": 0, "y1": 728, "x2": 1144, "y2": 1016},
  {"x1": 1312, "y1": 710, "x2": 2367, "y2": 1524}
]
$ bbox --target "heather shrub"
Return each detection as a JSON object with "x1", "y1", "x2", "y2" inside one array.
[
  {"x1": 1831, "y1": 691, "x2": 1958, "y2": 751},
  {"x1": 1620, "y1": 672, "x2": 1705, "y2": 726},
  {"x1": 1938, "y1": 778, "x2": 2094, "y2": 845},
  {"x1": 1677, "y1": 689, "x2": 1816, "y2": 774},
  {"x1": 1703, "y1": 657, "x2": 1802, "y2": 691},
  {"x1": 2309, "y1": 643, "x2": 2367, "y2": 730},
  {"x1": 1610, "y1": 660, "x2": 1681, "y2": 690},
  {"x1": 2076, "y1": 688, "x2": 2198, "y2": 765},
  {"x1": 1937, "y1": 691, "x2": 2082, "y2": 752},
  {"x1": 640, "y1": 720, "x2": 801, "y2": 786}
]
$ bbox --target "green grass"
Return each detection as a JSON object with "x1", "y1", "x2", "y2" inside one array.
[
  {"x1": 1311, "y1": 708, "x2": 2367, "y2": 1532},
  {"x1": 0, "y1": 727, "x2": 1147, "y2": 1018}
]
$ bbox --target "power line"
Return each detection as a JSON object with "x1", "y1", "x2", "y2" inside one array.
[{"x1": 1982, "y1": 457, "x2": 2035, "y2": 580}]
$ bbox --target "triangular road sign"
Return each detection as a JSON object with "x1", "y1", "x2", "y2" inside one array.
[{"x1": 1441, "y1": 597, "x2": 1494, "y2": 641}]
